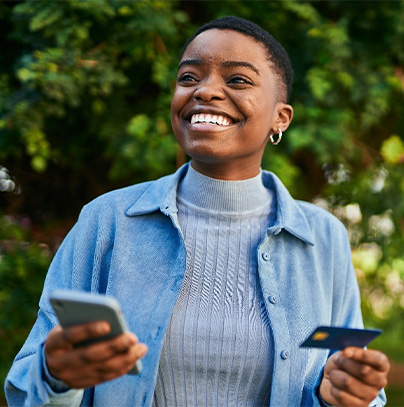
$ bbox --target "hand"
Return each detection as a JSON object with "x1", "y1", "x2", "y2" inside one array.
[
  {"x1": 44, "y1": 322, "x2": 148, "y2": 389},
  {"x1": 320, "y1": 347, "x2": 389, "y2": 407}
]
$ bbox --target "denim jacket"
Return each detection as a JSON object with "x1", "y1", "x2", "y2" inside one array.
[{"x1": 5, "y1": 164, "x2": 386, "y2": 407}]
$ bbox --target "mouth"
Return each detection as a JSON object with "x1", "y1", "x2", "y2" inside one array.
[{"x1": 190, "y1": 113, "x2": 232, "y2": 126}]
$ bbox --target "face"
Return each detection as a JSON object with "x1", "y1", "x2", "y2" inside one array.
[{"x1": 171, "y1": 29, "x2": 293, "y2": 180}]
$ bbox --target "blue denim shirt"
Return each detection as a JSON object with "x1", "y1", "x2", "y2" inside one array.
[{"x1": 5, "y1": 164, "x2": 386, "y2": 407}]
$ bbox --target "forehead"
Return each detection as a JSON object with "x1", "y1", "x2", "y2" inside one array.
[{"x1": 181, "y1": 29, "x2": 270, "y2": 68}]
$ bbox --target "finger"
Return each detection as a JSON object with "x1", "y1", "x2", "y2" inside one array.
[
  {"x1": 329, "y1": 369, "x2": 381, "y2": 403},
  {"x1": 74, "y1": 333, "x2": 138, "y2": 364},
  {"x1": 342, "y1": 348, "x2": 390, "y2": 372},
  {"x1": 335, "y1": 352, "x2": 388, "y2": 388},
  {"x1": 329, "y1": 385, "x2": 372, "y2": 407},
  {"x1": 91, "y1": 342, "x2": 148, "y2": 376},
  {"x1": 324, "y1": 351, "x2": 342, "y2": 374},
  {"x1": 45, "y1": 325, "x2": 67, "y2": 352},
  {"x1": 61, "y1": 342, "x2": 148, "y2": 388},
  {"x1": 48, "y1": 321, "x2": 111, "y2": 350},
  {"x1": 62, "y1": 337, "x2": 146, "y2": 376}
]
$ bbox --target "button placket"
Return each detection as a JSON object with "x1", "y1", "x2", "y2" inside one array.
[{"x1": 257, "y1": 231, "x2": 292, "y2": 405}]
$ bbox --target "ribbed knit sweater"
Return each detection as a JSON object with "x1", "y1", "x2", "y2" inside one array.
[{"x1": 153, "y1": 165, "x2": 276, "y2": 406}]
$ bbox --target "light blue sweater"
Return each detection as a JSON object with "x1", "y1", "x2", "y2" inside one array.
[
  {"x1": 4, "y1": 163, "x2": 386, "y2": 407},
  {"x1": 154, "y1": 165, "x2": 275, "y2": 406}
]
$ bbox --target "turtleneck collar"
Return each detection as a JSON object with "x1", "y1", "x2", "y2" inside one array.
[{"x1": 177, "y1": 163, "x2": 272, "y2": 213}]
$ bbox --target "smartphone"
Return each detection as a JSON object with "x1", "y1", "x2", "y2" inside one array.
[{"x1": 49, "y1": 289, "x2": 142, "y2": 375}]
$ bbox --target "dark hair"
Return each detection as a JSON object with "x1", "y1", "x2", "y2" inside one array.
[{"x1": 181, "y1": 16, "x2": 294, "y2": 102}]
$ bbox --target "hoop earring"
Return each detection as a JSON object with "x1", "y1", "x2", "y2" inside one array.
[{"x1": 270, "y1": 129, "x2": 283, "y2": 145}]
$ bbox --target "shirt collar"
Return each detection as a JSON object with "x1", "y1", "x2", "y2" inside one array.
[
  {"x1": 125, "y1": 163, "x2": 314, "y2": 245},
  {"x1": 125, "y1": 165, "x2": 187, "y2": 217},
  {"x1": 261, "y1": 171, "x2": 314, "y2": 246}
]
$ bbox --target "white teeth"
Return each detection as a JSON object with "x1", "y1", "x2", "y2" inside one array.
[{"x1": 190, "y1": 113, "x2": 231, "y2": 126}]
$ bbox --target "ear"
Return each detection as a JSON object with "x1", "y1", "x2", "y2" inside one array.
[{"x1": 272, "y1": 103, "x2": 293, "y2": 133}]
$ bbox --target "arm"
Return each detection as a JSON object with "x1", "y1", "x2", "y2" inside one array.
[
  {"x1": 312, "y1": 221, "x2": 389, "y2": 407},
  {"x1": 4, "y1": 307, "x2": 85, "y2": 407},
  {"x1": 5, "y1": 204, "x2": 147, "y2": 406}
]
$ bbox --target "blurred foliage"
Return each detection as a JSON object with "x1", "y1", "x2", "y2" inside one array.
[
  {"x1": 319, "y1": 144, "x2": 404, "y2": 362},
  {"x1": 1, "y1": 0, "x2": 404, "y2": 400},
  {"x1": 0, "y1": 0, "x2": 185, "y2": 197},
  {"x1": 0, "y1": 214, "x2": 51, "y2": 388}
]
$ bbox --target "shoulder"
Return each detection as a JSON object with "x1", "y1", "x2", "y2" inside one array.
[
  {"x1": 70, "y1": 172, "x2": 179, "y2": 233},
  {"x1": 298, "y1": 200, "x2": 345, "y2": 227},
  {"x1": 82, "y1": 171, "x2": 179, "y2": 215},
  {"x1": 297, "y1": 200, "x2": 350, "y2": 247},
  {"x1": 262, "y1": 170, "x2": 348, "y2": 245},
  {"x1": 87, "y1": 181, "x2": 153, "y2": 210},
  {"x1": 297, "y1": 200, "x2": 342, "y2": 226}
]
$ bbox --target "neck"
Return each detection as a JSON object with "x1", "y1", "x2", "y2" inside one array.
[
  {"x1": 177, "y1": 163, "x2": 272, "y2": 213},
  {"x1": 190, "y1": 159, "x2": 262, "y2": 181}
]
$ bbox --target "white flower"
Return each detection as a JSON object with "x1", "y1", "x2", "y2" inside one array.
[
  {"x1": 345, "y1": 203, "x2": 362, "y2": 224},
  {"x1": 369, "y1": 212, "x2": 395, "y2": 237}
]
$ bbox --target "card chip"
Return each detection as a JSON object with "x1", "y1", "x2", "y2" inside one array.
[{"x1": 313, "y1": 332, "x2": 329, "y2": 341}]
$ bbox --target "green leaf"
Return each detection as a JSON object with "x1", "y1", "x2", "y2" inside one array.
[
  {"x1": 31, "y1": 155, "x2": 47, "y2": 172},
  {"x1": 381, "y1": 135, "x2": 404, "y2": 165}
]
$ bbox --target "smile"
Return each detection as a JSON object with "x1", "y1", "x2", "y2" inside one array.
[{"x1": 190, "y1": 114, "x2": 232, "y2": 126}]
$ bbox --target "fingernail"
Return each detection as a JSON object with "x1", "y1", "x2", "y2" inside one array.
[{"x1": 344, "y1": 349, "x2": 354, "y2": 358}]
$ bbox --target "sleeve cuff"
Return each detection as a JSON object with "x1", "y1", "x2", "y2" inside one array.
[
  {"x1": 317, "y1": 392, "x2": 334, "y2": 407},
  {"x1": 312, "y1": 368, "x2": 335, "y2": 407}
]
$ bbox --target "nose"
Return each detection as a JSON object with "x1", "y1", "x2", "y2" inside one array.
[{"x1": 193, "y1": 76, "x2": 225, "y2": 102}]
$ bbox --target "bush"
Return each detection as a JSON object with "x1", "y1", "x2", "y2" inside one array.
[{"x1": 0, "y1": 214, "x2": 51, "y2": 394}]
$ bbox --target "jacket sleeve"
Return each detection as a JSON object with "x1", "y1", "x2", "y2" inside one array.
[
  {"x1": 311, "y1": 223, "x2": 387, "y2": 407},
  {"x1": 4, "y1": 224, "x2": 85, "y2": 407}
]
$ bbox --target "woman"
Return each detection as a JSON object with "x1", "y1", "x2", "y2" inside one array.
[{"x1": 5, "y1": 16, "x2": 389, "y2": 407}]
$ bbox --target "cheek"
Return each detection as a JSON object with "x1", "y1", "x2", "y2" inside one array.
[
  {"x1": 170, "y1": 92, "x2": 186, "y2": 139},
  {"x1": 171, "y1": 86, "x2": 191, "y2": 113},
  {"x1": 242, "y1": 94, "x2": 271, "y2": 115},
  {"x1": 240, "y1": 96, "x2": 256, "y2": 113},
  {"x1": 243, "y1": 96, "x2": 272, "y2": 126}
]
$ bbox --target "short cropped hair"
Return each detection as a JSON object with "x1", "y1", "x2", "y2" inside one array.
[{"x1": 181, "y1": 16, "x2": 294, "y2": 103}]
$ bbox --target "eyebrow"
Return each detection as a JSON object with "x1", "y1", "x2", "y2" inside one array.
[{"x1": 178, "y1": 59, "x2": 260, "y2": 76}]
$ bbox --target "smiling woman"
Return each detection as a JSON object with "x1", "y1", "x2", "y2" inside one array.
[
  {"x1": 5, "y1": 16, "x2": 389, "y2": 407},
  {"x1": 171, "y1": 29, "x2": 293, "y2": 180}
]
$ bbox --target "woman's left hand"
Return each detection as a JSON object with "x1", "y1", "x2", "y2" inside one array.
[{"x1": 320, "y1": 347, "x2": 390, "y2": 407}]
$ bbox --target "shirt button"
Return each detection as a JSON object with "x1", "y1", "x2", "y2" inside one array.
[
  {"x1": 262, "y1": 252, "x2": 270, "y2": 261},
  {"x1": 280, "y1": 350, "x2": 290, "y2": 360},
  {"x1": 268, "y1": 295, "x2": 277, "y2": 304}
]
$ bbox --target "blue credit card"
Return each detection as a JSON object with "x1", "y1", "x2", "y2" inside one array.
[{"x1": 300, "y1": 326, "x2": 382, "y2": 350}]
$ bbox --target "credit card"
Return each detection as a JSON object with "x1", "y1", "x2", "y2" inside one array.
[{"x1": 300, "y1": 326, "x2": 382, "y2": 350}]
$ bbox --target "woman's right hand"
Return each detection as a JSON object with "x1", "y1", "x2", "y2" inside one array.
[{"x1": 44, "y1": 322, "x2": 148, "y2": 389}]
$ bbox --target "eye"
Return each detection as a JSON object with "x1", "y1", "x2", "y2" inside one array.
[
  {"x1": 178, "y1": 73, "x2": 197, "y2": 83},
  {"x1": 229, "y1": 76, "x2": 252, "y2": 85}
]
